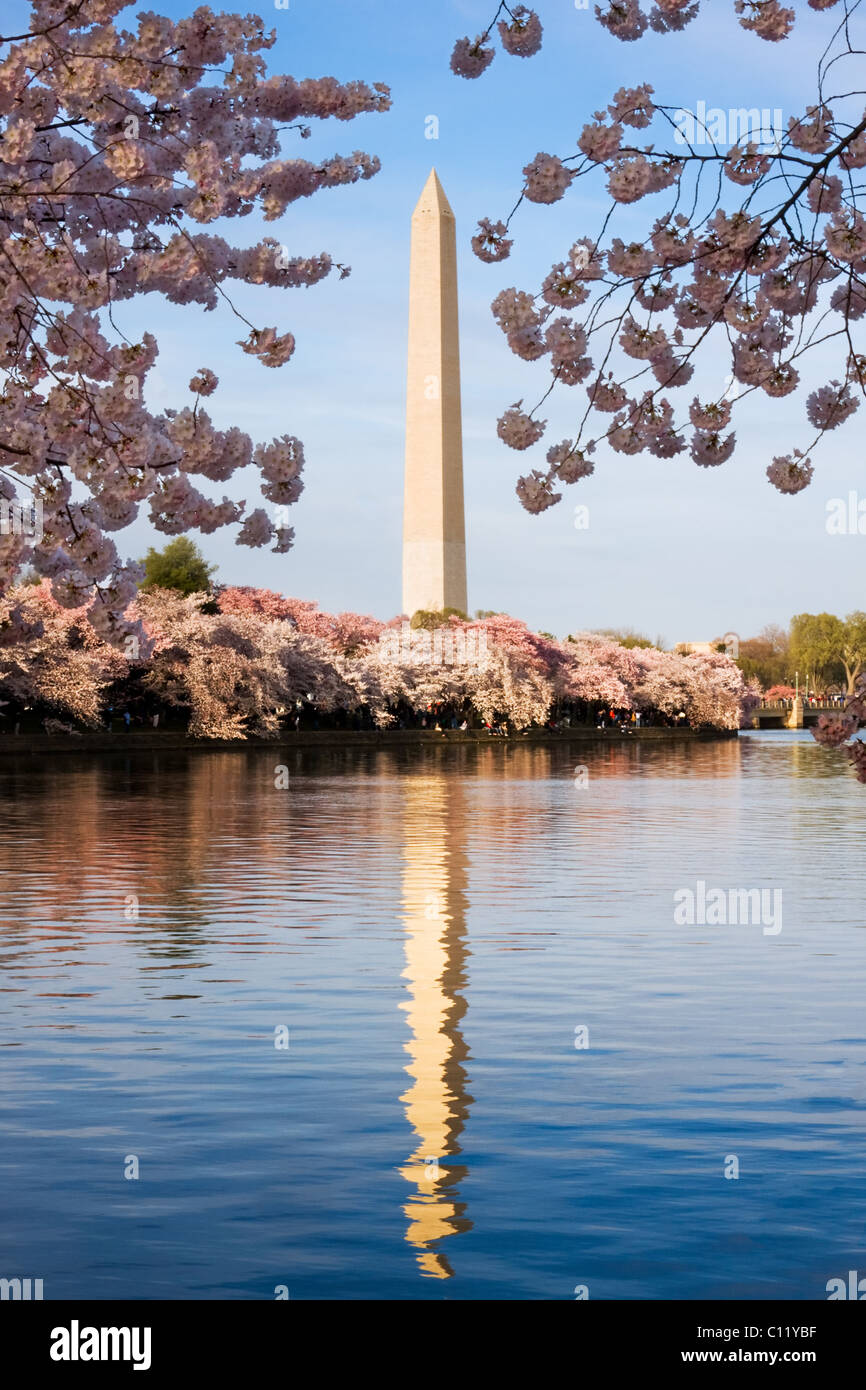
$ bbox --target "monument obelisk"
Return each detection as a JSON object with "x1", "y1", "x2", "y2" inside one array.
[{"x1": 402, "y1": 170, "x2": 468, "y2": 618}]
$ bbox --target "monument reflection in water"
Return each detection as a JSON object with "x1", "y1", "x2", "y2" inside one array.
[{"x1": 398, "y1": 775, "x2": 473, "y2": 1278}]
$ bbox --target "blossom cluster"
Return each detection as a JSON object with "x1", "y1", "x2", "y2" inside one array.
[
  {"x1": 454, "y1": 1, "x2": 840, "y2": 61},
  {"x1": 450, "y1": 5, "x2": 543, "y2": 80},
  {"x1": 812, "y1": 685, "x2": 866, "y2": 781}
]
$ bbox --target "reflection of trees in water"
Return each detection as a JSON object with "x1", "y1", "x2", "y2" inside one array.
[
  {"x1": 399, "y1": 775, "x2": 474, "y2": 1279},
  {"x1": 552, "y1": 736, "x2": 742, "y2": 782},
  {"x1": 742, "y1": 730, "x2": 846, "y2": 783},
  {"x1": 0, "y1": 758, "x2": 112, "y2": 968},
  {"x1": 0, "y1": 739, "x2": 747, "y2": 966},
  {"x1": 0, "y1": 752, "x2": 305, "y2": 964},
  {"x1": 287, "y1": 735, "x2": 743, "y2": 786}
]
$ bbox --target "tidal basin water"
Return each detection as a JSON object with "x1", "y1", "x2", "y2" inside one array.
[{"x1": 1, "y1": 731, "x2": 865, "y2": 1301}]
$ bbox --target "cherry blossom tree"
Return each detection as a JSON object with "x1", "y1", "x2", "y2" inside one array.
[
  {"x1": 0, "y1": 577, "x2": 124, "y2": 724},
  {"x1": 0, "y1": 1, "x2": 389, "y2": 646},
  {"x1": 218, "y1": 586, "x2": 385, "y2": 653},
  {"x1": 350, "y1": 634, "x2": 475, "y2": 726},
  {"x1": 467, "y1": 642, "x2": 553, "y2": 726},
  {"x1": 353, "y1": 612, "x2": 750, "y2": 730},
  {"x1": 135, "y1": 588, "x2": 358, "y2": 737},
  {"x1": 677, "y1": 650, "x2": 755, "y2": 729},
  {"x1": 450, "y1": 2, "x2": 866, "y2": 511},
  {"x1": 561, "y1": 630, "x2": 641, "y2": 707}
]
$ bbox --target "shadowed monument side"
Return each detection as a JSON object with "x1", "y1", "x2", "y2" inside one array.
[{"x1": 402, "y1": 169, "x2": 468, "y2": 618}]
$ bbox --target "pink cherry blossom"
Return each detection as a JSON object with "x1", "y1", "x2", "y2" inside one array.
[
  {"x1": 825, "y1": 209, "x2": 866, "y2": 263},
  {"x1": 541, "y1": 265, "x2": 591, "y2": 309},
  {"x1": 578, "y1": 121, "x2": 624, "y2": 163},
  {"x1": 545, "y1": 318, "x2": 592, "y2": 383},
  {"x1": 523, "y1": 152, "x2": 574, "y2": 204},
  {"x1": 515, "y1": 470, "x2": 561, "y2": 513},
  {"x1": 498, "y1": 7, "x2": 543, "y2": 57},
  {"x1": 806, "y1": 382, "x2": 860, "y2": 431},
  {"x1": 472, "y1": 218, "x2": 513, "y2": 263},
  {"x1": 806, "y1": 175, "x2": 843, "y2": 215},
  {"x1": 497, "y1": 403, "x2": 547, "y2": 450},
  {"x1": 235, "y1": 509, "x2": 274, "y2": 548},
  {"x1": 724, "y1": 143, "x2": 771, "y2": 186},
  {"x1": 832, "y1": 280, "x2": 866, "y2": 319},
  {"x1": 587, "y1": 377, "x2": 629, "y2": 413},
  {"x1": 766, "y1": 453, "x2": 814, "y2": 493},
  {"x1": 735, "y1": 0, "x2": 795, "y2": 41},
  {"x1": 607, "y1": 239, "x2": 655, "y2": 279},
  {"x1": 597, "y1": 0, "x2": 649, "y2": 41},
  {"x1": 608, "y1": 84, "x2": 656, "y2": 128},
  {"x1": 450, "y1": 36, "x2": 496, "y2": 79},
  {"x1": 189, "y1": 368, "x2": 218, "y2": 396},
  {"x1": 619, "y1": 316, "x2": 669, "y2": 360},
  {"x1": 547, "y1": 440, "x2": 595, "y2": 483},
  {"x1": 238, "y1": 327, "x2": 296, "y2": 368},
  {"x1": 690, "y1": 430, "x2": 736, "y2": 467},
  {"x1": 690, "y1": 398, "x2": 733, "y2": 430},
  {"x1": 607, "y1": 156, "x2": 653, "y2": 203},
  {"x1": 787, "y1": 105, "x2": 834, "y2": 153}
]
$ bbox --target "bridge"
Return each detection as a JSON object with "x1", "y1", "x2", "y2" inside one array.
[{"x1": 751, "y1": 699, "x2": 842, "y2": 729}]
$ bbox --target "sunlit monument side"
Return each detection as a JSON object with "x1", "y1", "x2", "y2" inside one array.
[{"x1": 401, "y1": 169, "x2": 468, "y2": 619}]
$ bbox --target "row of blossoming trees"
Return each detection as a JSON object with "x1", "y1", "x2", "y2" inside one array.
[{"x1": 0, "y1": 580, "x2": 753, "y2": 738}]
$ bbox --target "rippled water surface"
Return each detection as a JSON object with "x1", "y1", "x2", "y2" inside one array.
[{"x1": 1, "y1": 732, "x2": 865, "y2": 1300}]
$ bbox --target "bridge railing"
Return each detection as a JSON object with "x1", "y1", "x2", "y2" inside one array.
[{"x1": 758, "y1": 699, "x2": 843, "y2": 711}]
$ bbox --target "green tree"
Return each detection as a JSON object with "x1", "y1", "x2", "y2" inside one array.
[
  {"x1": 594, "y1": 627, "x2": 655, "y2": 649},
  {"x1": 140, "y1": 538, "x2": 216, "y2": 596},
  {"x1": 789, "y1": 613, "x2": 845, "y2": 693},
  {"x1": 410, "y1": 607, "x2": 468, "y2": 629},
  {"x1": 736, "y1": 624, "x2": 791, "y2": 692},
  {"x1": 841, "y1": 612, "x2": 866, "y2": 696}
]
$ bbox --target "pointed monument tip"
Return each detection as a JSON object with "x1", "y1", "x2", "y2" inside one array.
[{"x1": 413, "y1": 167, "x2": 454, "y2": 219}]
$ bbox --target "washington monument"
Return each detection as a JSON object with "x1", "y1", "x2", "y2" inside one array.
[{"x1": 402, "y1": 170, "x2": 468, "y2": 619}]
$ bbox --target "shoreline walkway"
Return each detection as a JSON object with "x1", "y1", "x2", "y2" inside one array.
[{"x1": 0, "y1": 726, "x2": 739, "y2": 756}]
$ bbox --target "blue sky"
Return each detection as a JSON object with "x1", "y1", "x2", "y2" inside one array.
[{"x1": 14, "y1": 0, "x2": 866, "y2": 640}]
